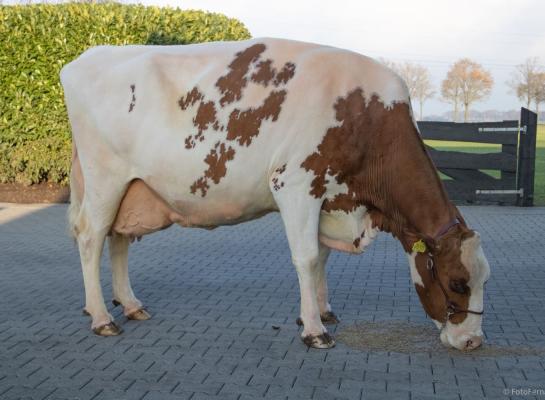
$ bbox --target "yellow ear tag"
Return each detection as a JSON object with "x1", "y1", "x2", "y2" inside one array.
[{"x1": 412, "y1": 239, "x2": 427, "y2": 253}]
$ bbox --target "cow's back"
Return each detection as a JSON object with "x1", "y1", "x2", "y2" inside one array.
[{"x1": 61, "y1": 38, "x2": 410, "y2": 232}]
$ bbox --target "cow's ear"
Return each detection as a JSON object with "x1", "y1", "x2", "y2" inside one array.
[
  {"x1": 461, "y1": 229, "x2": 477, "y2": 241},
  {"x1": 452, "y1": 204, "x2": 468, "y2": 227},
  {"x1": 461, "y1": 230, "x2": 480, "y2": 247},
  {"x1": 403, "y1": 229, "x2": 436, "y2": 254}
]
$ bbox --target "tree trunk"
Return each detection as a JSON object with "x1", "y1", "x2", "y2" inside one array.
[
  {"x1": 464, "y1": 102, "x2": 469, "y2": 122},
  {"x1": 453, "y1": 101, "x2": 458, "y2": 122},
  {"x1": 419, "y1": 100, "x2": 423, "y2": 121}
]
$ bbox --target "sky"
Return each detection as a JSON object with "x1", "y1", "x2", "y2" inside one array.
[
  {"x1": 4, "y1": 0, "x2": 544, "y2": 116},
  {"x1": 131, "y1": 0, "x2": 545, "y2": 117}
]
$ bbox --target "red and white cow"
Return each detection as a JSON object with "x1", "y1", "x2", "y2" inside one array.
[{"x1": 61, "y1": 38, "x2": 490, "y2": 351}]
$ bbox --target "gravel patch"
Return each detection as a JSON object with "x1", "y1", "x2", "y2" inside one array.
[{"x1": 337, "y1": 321, "x2": 545, "y2": 357}]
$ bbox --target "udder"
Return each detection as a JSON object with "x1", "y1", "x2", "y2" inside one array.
[
  {"x1": 111, "y1": 179, "x2": 181, "y2": 239},
  {"x1": 111, "y1": 179, "x2": 265, "y2": 239}
]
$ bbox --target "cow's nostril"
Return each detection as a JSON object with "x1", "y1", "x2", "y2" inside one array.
[{"x1": 465, "y1": 336, "x2": 483, "y2": 350}]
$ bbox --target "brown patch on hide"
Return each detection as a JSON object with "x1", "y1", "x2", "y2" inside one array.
[
  {"x1": 251, "y1": 60, "x2": 276, "y2": 86},
  {"x1": 276, "y1": 164, "x2": 287, "y2": 175},
  {"x1": 300, "y1": 88, "x2": 474, "y2": 325},
  {"x1": 226, "y1": 90, "x2": 286, "y2": 146},
  {"x1": 179, "y1": 43, "x2": 296, "y2": 196},
  {"x1": 194, "y1": 101, "x2": 217, "y2": 134},
  {"x1": 274, "y1": 62, "x2": 296, "y2": 86},
  {"x1": 128, "y1": 84, "x2": 136, "y2": 112},
  {"x1": 190, "y1": 142, "x2": 236, "y2": 197},
  {"x1": 272, "y1": 178, "x2": 284, "y2": 191},
  {"x1": 272, "y1": 163, "x2": 287, "y2": 191},
  {"x1": 213, "y1": 121, "x2": 223, "y2": 131},
  {"x1": 216, "y1": 43, "x2": 267, "y2": 106},
  {"x1": 178, "y1": 87, "x2": 203, "y2": 110},
  {"x1": 185, "y1": 136, "x2": 195, "y2": 149},
  {"x1": 301, "y1": 88, "x2": 370, "y2": 213},
  {"x1": 300, "y1": 88, "x2": 454, "y2": 245},
  {"x1": 251, "y1": 60, "x2": 296, "y2": 88}
]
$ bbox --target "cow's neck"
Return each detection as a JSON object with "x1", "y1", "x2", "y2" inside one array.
[{"x1": 367, "y1": 136, "x2": 456, "y2": 252}]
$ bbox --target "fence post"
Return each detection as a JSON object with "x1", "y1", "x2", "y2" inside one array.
[{"x1": 517, "y1": 107, "x2": 537, "y2": 206}]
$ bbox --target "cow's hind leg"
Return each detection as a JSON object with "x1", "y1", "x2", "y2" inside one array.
[
  {"x1": 109, "y1": 233, "x2": 151, "y2": 321},
  {"x1": 73, "y1": 178, "x2": 129, "y2": 336},
  {"x1": 273, "y1": 191, "x2": 334, "y2": 349},
  {"x1": 77, "y1": 212, "x2": 121, "y2": 336}
]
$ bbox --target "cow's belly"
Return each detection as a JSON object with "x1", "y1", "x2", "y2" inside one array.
[
  {"x1": 318, "y1": 207, "x2": 379, "y2": 254},
  {"x1": 111, "y1": 179, "x2": 275, "y2": 238}
]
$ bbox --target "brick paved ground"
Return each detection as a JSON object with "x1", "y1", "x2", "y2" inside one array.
[{"x1": 0, "y1": 204, "x2": 544, "y2": 400}]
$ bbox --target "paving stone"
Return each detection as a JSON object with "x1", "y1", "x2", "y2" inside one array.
[{"x1": 1, "y1": 204, "x2": 544, "y2": 399}]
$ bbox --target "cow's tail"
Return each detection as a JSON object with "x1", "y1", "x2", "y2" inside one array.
[
  {"x1": 67, "y1": 142, "x2": 83, "y2": 240},
  {"x1": 68, "y1": 188, "x2": 80, "y2": 241}
]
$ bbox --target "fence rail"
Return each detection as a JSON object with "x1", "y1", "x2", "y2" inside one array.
[{"x1": 417, "y1": 108, "x2": 537, "y2": 206}]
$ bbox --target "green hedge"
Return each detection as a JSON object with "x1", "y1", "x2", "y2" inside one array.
[{"x1": 0, "y1": 3, "x2": 251, "y2": 185}]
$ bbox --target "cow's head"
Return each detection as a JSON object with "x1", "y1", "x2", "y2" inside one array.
[{"x1": 407, "y1": 225, "x2": 490, "y2": 351}]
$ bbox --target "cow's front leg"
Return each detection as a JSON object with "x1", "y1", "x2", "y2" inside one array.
[
  {"x1": 294, "y1": 253, "x2": 334, "y2": 348},
  {"x1": 109, "y1": 233, "x2": 150, "y2": 321},
  {"x1": 296, "y1": 244, "x2": 339, "y2": 327},
  {"x1": 315, "y1": 244, "x2": 339, "y2": 325},
  {"x1": 274, "y1": 190, "x2": 334, "y2": 349}
]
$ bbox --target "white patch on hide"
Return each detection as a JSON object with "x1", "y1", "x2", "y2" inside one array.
[
  {"x1": 432, "y1": 319, "x2": 444, "y2": 330},
  {"x1": 441, "y1": 232, "x2": 490, "y2": 350},
  {"x1": 407, "y1": 252, "x2": 424, "y2": 287}
]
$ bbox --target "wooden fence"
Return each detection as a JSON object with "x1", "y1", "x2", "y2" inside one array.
[{"x1": 417, "y1": 108, "x2": 537, "y2": 206}]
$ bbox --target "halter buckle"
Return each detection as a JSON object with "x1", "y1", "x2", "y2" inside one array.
[{"x1": 426, "y1": 256, "x2": 434, "y2": 270}]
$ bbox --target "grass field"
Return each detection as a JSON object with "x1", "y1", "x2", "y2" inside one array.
[{"x1": 424, "y1": 124, "x2": 545, "y2": 206}]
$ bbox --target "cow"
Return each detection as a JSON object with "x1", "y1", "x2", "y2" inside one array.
[{"x1": 61, "y1": 37, "x2": 490, "y2": 351}]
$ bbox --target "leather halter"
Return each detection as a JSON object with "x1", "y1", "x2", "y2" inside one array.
[{"x1": 425, "y1": 218, "x2": 484, "y2": 321}]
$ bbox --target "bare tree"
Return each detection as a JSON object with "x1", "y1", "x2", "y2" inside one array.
[
  {"x1": 441, "y1": 68, "x2": 462, "y2": 122},
  {"x1": 380, "y1": 60, "x2": 434, "y2": 119},
  {"x1": 442, "y1": 59, "x2": 493, "y2": 122},
  {"x1": 534, "y1": 72, "x2": 545, "y2": 117},
  {"x1": 507, "y1": 57, "x2": 543, "y2": 110},
  {"x1": 412, "y1": 66, "x2": 435, "y2": 120}
]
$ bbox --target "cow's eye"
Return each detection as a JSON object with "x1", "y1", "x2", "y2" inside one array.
[{"x1": 449, "y1": 280, "x2": 469, "y2": 294}]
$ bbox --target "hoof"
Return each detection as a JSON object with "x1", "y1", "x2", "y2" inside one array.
[
  {"x1": 113, "y1": 300, "x2": 150, "y2": 321},
  {"x1": 302, "y1": 332, "x2": 335, "y2": 349},
  {"x1": 92, "y1": 321, "x2": 123, "y2": 336},
  {"x1": 321, "y1": 311, "x2": 340, "y2": 325},
  {"x1": 82, "y1": 308, "x2": 90, "y2": 316},
  {"x1": 126, "y1": 308, "x2": 151, "y2": 321},
  {"x1": 296, "y1": 312, "x2": 340, "y2": 326}
]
